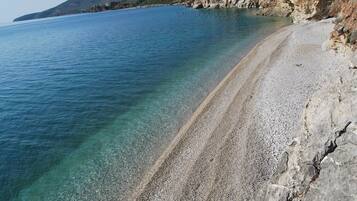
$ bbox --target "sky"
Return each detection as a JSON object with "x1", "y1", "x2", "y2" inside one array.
[{"x1": 0, "y1": 0, "x2": 66, "y2": 23}]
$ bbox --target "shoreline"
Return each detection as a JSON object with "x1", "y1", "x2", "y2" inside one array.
[
  {"x1": 130, "y1": 24, "x2": 294, "y2": 200},
  {"x1": 3, "y1": 9, "x2": 291, "y2": 201},
  {"x1": 130, "y1": 18, "x2": 353, "y2": 200}
]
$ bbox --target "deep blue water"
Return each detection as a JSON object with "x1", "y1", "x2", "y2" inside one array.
[{"x1": 0, "y1": 6, "x2": 289, "y2": 201}]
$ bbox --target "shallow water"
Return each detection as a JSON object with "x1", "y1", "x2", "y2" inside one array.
[{"x1": 0, "y1": 6, "x2": 290, "y2": 200}]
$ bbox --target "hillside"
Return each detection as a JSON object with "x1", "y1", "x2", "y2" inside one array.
[
  {"x1": 14, "y1": 0, "x2": 185, "y2": 22},
  {"x1": 14, "y1": 0, "x2": 116, "y2": 21}
]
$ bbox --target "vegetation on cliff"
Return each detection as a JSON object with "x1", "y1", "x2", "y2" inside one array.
[
  {"x1": 14, "y1": 0, "x2": 184, "y2": 22},
  {"x1": 14, "y1": 0, "x2": 113, "y2": 21},
  {"x1": 87, "y1": 0, "x2": 186, "y2": 12}
]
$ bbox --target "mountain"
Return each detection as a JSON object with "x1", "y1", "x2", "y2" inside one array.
[
  {"x1": 14, "y1": 0, "x2": 184, "y2": 22},
  {"x1": 14, "y1": 0, "x2": 121, "y2": 22}
]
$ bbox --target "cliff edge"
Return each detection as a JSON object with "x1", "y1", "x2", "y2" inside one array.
[{"x1": 191, "y1": 0, "x2": 357, "y2": 49}]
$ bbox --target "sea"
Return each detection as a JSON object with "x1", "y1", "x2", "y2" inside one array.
[{"x1": 0, "y1": 6, "x2": 290, "y2": 201}]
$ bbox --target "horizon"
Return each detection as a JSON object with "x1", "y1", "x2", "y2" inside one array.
[{"x1": 0, "y1": 0, "x2": 66, "y2": 23}]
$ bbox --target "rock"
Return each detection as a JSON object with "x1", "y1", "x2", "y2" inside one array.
[
  {"x1": 350, "y1": 31, "x2": 357, "y2": 44},
  {"x1": 276, "y1": 152, "x2": 289, "y2": 174},
  {"x1": 264, "y1": 184, "x2": 291, "y2": 201},
  {"x1": 336, "y1": 24, "x2": 344, "y2": 34},
  {"x1": 256, "y1": 0, "x2": 294, "y2": 17},
  {"x1": 236, "y1": 0, "x2": 258, "y2": 8},
  {"x1": 330, "y1": 0, "x2": 357, "y2": 50},
  {"x1": 208, "y1": 3, "x2": 220, "y2": 9},
  {"x1": 304, "y1": 124, "x2": 357, "y2": 201},
  {"x1": 192, "y1": 3, "x2": 203, "y2": 9},
  {"x1": 334, "y1": 15, "x2": 344, "y2": 24},
  {"x1": 192, "y1": 0, "x2": 259, "y2": 9},
  {"x1": 256, "y1": 62, "x2": 357, "y2": 201},
  {"x1": 184, "y1": 2, "x2": 192, "y2": 7}
]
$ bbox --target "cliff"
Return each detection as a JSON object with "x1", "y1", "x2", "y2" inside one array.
[
  {"x1": 191, "y1": 0, "x2": 356, "y2": 52},
  {"x1": 190, "y1": 0, "x2": 259, "y2": 9},
  {"x1": 329, "y1": 0, "x2": 357, "y2": 50},
  {"x1": 256, "y1": 3, "x2": 357, "y2": 201},
  {"x1": 256, "y1": 46, "x2": 356, "y2": 201},
  {"x1": 192, "y1": 0, "x2": 354, "y2": 21}
]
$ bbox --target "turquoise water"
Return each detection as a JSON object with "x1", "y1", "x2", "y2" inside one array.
[{"x1": 0, "y1": 6, "x2": 290, "y2": 201}]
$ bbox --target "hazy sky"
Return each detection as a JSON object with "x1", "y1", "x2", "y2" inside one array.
[{"x1": 0, "y1": 0, "x2": 66, "y2": 23}]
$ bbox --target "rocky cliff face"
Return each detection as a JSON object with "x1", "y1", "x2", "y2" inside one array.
[
  {"x1": 259, "y1": 0, "x2": 338, "y2": 21},
  {"x1": 257, "y1": 2, "x2": 357, "y2": 201},
  {"x1": 257, "y1": 0, "x2": 294, "y2": 17},
  {"x1": 192, "y1": 0, "x2": 356, "y2": 49},
  {"x1": 192, "y1": 0, "x2": 339, "y2": 22},
  {"x1": 329, "y1": 0, "x2": 357, "y2": 50},
  {"x1": 256, "y1": 54, "x2": 357, "y2": 201},
  {"x1": 192, "y1": 0, "x2": 356, "y2": 23},
  {"x1": 190, "y1": 0, "x2": 259, "y2": 9}
]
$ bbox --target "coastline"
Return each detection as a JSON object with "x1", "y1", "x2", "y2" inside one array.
[
  {"x1": 130, "y1": 19, "x2": 354, "y2": 200},
  {"x1": 131, "y1": 24, "x2": 294, "y2": 200},
  {"x1": 3, "y1": 8, "x2": 291, "y2": 201}
]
